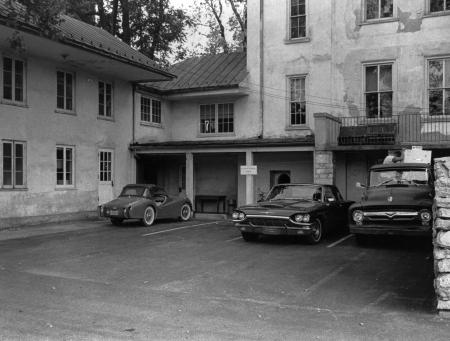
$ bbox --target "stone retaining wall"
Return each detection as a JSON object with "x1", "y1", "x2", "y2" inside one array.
[{"x1": 433, "y1": 157, "x2": 450, "y2": 314}]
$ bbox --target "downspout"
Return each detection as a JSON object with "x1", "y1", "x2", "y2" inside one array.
[
  {"x1": 132, "y1": 83, "x2": 136, "y2": 144},
  {"x1": 259, "y1": 0, "x2": 264, "y2": 138}
]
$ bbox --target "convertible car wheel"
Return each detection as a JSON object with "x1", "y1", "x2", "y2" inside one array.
[
  {"x1": 142, "y1": 206, "x2": 156, "y2": 227},
  {"x1": 241, "y1": 232, "x2": 259, "y2": 242},
  {"x1": 110, "y1": 218, "x2": 123, "y2": 226},
  {"x1": 179, "y1": 203, "x2": 192, "y2": 221},
  {"x1": 306, "y1": 218, "x2": 323, "y2": 244}
]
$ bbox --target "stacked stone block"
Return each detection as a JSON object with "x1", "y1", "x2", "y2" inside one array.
[
  {"x1": 314, "y1": 151, "x2": 335, "y2": 185},
  {"x1": 433, "y1": 157, "x2": 450, "y2": 314}
]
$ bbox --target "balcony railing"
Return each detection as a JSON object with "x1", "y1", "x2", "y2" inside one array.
[{"x1": 314, "y1": 113, "x2": 450, "y2": 148}]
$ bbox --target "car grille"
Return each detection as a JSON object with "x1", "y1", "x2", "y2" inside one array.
[
  {"x1": 362, "y1": 211, "x2": 420, "y2": 225},
  {"x1": 245, "y1": 216, "x2": 294, "y2": 228}
]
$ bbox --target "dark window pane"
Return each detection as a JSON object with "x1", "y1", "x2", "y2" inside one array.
[
  {"x1": 3, "y1": 57, "x2": 12, "y2": 100},
  {"x1": 445, "y1": 89, "x2": 450, "y2": 115},
  {"x1": 366, "y1": 93, "x2": 379, "y2": 118},
  {"x1": 365, "y1": 66, "x2": 378, "y2": 92},
  {"x1": 429, "y1": 60, "x2": 443, "y2": 89},
  {"x1": 14, "y1": 60, "x2": 24, "y2": 102},
  {"x1": 98, "y1": 82, "x2": 105, "y2": 116},
  {"x1": 15, "y1": 171, "x2": 23, "y2": 186},
  {"x1": 3, "y1": 171, "x2": 12, "y2": 186},
  {"x1": 15, "y1": 143, "x2": 23, "y2": 158},
  {"x1": 380, "y1": 92, "x2": 393, "y2": 117},
  {"x1": 66, "y1": 73, "x2": 73, "y2": 110},
  {"x1": 57, "y1": 71, "x2": 65, "y2": 109},
  {"x1": 3, "y1": 142, "x2": 12, "y2": 158},
  {"x1": 106, "y1": 84, "x2": 112, "y2": 117},
  {"x1": 430, "y1": 0, "x2": 444, "y2": 12},
  {"x1": 366, "y1": 0, "x2": 378, "y2": 19},
  {"x1": 381, "y1": 0, "x2": 393, "y2": 18},
  {"x1": 429, "y1": 90, "x2": 443, "y2": 115},
  {"x1": 447, "y1": 0, "x2": 450, "y2": 10}
]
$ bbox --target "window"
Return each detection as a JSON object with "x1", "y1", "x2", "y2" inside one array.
[
  {"x1": 56, "y1": 71, "x2": 74, "y2": 111},
  {"x1": 56, "y1": 146, "x2": 74, "y2": 187},
  {"x1": 200, "y1": 103, "x2": 234, "y2": 134},
  {"x1": 366, "y1": 0, "x2": 393, "y2": 20},
  {"x1": 2, "y1": 140, "x2": 26, "y2": 189},
  {"x1": 98, "y1": 81, "x2": 112, "y2": 118},
  {"x1": 289, "y1": 77, "x2": 306, "y2": 125},
  {"x1": 290, "y1": 0, "x2": 306, "y2": 39},
  {"x1": 141, "y1": 95, "x2": 161, "y2": 124},
  {"x1": 364, "y1": 63, "x2": 393, "y2": 118},
  {"x1": 2, "y1": 57, "x2": 25, "y2": 103},
  {"x1": 430, "y1": 0, "x2": 450, "y2": 12},
  {"x1": 428, "y1": 58, "x2": 450, "y2": 115},
  {"x1": 99, "y1": 150, "x2": 112, "y2": 182}
]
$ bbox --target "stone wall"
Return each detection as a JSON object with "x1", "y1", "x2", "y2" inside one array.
[
  {"x1": 433, "y1": 157, "x2": 450, "y2": 314},
  {"x1": 314, "y1": 151, "x2": 335, "y2": 185}
]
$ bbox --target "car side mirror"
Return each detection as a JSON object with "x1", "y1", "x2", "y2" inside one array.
[{"x1": 356, "y1": 182, "x2": 366, "y2": 188}]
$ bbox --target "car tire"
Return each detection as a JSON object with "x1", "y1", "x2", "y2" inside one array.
[
  {"x1": 110, "y1": 218, "x2": 123, "y2": 226},
  {"x1": 142, "y1": 206, "x2": 156, "y2": 227},
  {"x1": 306, "y1": 218, "x2": 323, "y2": 244},
  {"x1": 241, "y1": 232, "x2": 259, "y2": 242},
  {"x1": 179, "y1": 203, "x2": 192, "y2": 221}
]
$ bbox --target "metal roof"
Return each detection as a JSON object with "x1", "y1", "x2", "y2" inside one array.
[
  {"x1": 0, "y1": 1, "x2": 173, "y2": 79},
  {"x1": 143, "y1": 52, "x2": 247, "y2": 93}
]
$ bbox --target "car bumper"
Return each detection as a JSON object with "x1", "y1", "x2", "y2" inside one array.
[
  {"x1": 235, "y1": 223, "x2": 314, "y2": 236},
  {"x1": 349, "y1": 224, "x2": 431, "y2": 236},
  {"x1": 98, "y1": 206, "x2": 127, "y2": 219}
]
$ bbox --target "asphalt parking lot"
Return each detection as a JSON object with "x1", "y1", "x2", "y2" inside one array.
[{"x1": 0, "y1": 218, "x2": 449, "y2": 340}]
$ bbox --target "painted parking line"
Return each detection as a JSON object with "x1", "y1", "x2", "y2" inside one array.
[
  {"x1": 141, "y1": 221, "x2": 220, "y2": 237},
  {"x1": 326, "y1": 234, "x2": 354, "y2": 248},
  {"x1": 225, "y1": 236, "x2": 243, "y2": 242}
]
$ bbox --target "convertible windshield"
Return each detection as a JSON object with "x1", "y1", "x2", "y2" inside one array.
[
  {"x1": 265, "y1": 185, "x2": 322, "y2": 201},
  {"x1": 120, "y1": 186, "x2": 147, "y2": 197},
  {"x1": 369, "y1": 168, "x2": 429, "y2": 187}
]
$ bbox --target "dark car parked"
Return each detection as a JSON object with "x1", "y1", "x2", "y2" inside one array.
[
  {"x1": 232, "y1": 183, "x2": 353, "y2": 243},
  {"x1": 349, "y1": 163, "x2": 433, "y2": 242},
  {"x1": 99, "y1": 184, "x2": 192, "y2": 226}
]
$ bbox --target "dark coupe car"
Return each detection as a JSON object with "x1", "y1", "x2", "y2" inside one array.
[
  {"x1": 99, "y1": 184, "x2": 192, "y2": 226},
  {"x1": 232, "y1": 184, "x2": 353, "y2": 243}
]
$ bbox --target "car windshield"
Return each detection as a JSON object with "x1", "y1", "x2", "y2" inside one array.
[
  {"x1": 369, "y1": 168, "x2": 429, "y2": 187},
  {"x1": 120, "y1": 186, "x2": 147, "y2": 197},
  {"x1": 265, "y1": 185, "x2": 321, "y2": 201}
]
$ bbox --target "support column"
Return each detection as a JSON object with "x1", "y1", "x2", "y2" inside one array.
[
  {"x1": 245, "y1": 151, "x2": 254, "y2": 204},
  {"x1": 186, "y1": 152, "x2": 194, "y2": 206},
  {"x1": 314, "y1": 150, "x2": 335, "y2": 185}
]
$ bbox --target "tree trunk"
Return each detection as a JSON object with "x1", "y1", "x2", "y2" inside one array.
[
  {"x1": 206, "y1": 0, "x2": 229, "y2": 53},
  {"x1": 148, "y1": 0, "x2": 165, "y2": 60},
  {"x1": 120, "y1": 0, "x2": 131, "y2": 44},
  {"x1": 226, "y1": 0, "x2": 246, "y2": 51},
  {"x1": 111, "y1": 0, "x2": 119, "y2": 36}
]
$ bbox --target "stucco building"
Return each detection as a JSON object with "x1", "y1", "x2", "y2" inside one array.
[{"x1": 0, "y1": 2, "x2": 173, "y2": 227}]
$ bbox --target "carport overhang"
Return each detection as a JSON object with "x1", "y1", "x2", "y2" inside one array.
[{"x1": 0, "y1": 23, "x2": 174, "y2": 82}]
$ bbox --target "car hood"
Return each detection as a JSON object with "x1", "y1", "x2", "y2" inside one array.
[
  {"x1": 237, "y1": 199, "x2": 324, "y2": 215},
  {"x1": 102, "y1": 197, "x2": 145, "y2": 208},
  {"x1": 351, "y1": 185, "x2": 433, "y2": 210}
]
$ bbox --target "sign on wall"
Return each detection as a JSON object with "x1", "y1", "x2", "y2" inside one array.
[{"x1": 240, "y1": 165, "x2": 258, "y2": 175}]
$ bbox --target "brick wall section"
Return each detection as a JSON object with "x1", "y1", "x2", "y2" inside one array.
[
  {"x1": 314, "y1": 151, "x2": 335, "y2": 185},
  {"x1": 433, "y1": 157, "x2": 450, "y2": 313}
]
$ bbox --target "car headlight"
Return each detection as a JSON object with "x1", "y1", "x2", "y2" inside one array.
[
  {"x1": 294, "y1": 214, "x2": 303, "y2": 222},
  {"x1": 232, "y1": 211, "x2": 246, "y2": 221},
  {"x1": 292, "y1": 214, "x2": 310, "y2": 223},
  {"x1": 352, "y1": 210, "x2": 364, "y2": 223},
  {"x1": 420, "y1": 210, "x2": 431, "y2": 222}
]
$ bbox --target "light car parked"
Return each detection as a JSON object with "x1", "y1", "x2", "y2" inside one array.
[{"x1": 99, "y1": 184, "x2": 192, "y2": 226}]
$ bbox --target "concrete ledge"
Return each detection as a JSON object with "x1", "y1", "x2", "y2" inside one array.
[{"x1": 0, "y1": 211, "x2": 98, "y2": 230}]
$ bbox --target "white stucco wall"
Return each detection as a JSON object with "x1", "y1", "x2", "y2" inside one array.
[{"x1": 0, "y1": 53, "x2": 134, "y2": 222}]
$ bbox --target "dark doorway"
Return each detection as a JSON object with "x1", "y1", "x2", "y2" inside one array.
[{"x1": 270, "y1": 170, "x2": 291, "y2": 188}]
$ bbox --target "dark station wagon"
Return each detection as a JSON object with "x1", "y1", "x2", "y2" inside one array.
[{"x1": 232, "y1": 183, "x2": 353, "y2": 244}]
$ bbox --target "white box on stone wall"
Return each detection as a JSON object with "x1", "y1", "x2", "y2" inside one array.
[{"x1": 403, "y1": 149, "x2": 431, "y2": 164}]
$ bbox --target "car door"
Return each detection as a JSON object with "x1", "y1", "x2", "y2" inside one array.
[
  {"x1": 331, "y1": 186, "x2": 350, "y2": 227},
  {"x1": 152, "y1": 188, "x2": 179, "y2": 219},
  {"x1": 323, "y1": 186, "x2": 343, "y2": 229}
]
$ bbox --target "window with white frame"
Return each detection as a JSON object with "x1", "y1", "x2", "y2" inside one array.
[
  {"x1": 141, "y1": 95, "x2": 161, "y2": 124},
  {"x1": 364, "y1": 63, "x2": 393, "y2": 118},
  {"x1": 290, "y1": 0, "x2": 306, "y2": 39},
  {"x1": 289, "y1": 77, "x2": 306, "y2": 125},
  {"x1": 200, "y1": 103, "x2": 234, "y2": 134},
  {"x1": 2, "y1": 57, "x2": 25, "y2": 103},
  {"x1": 428, "y1": 58, "x2": 450, "y2": 116},
  {"x1": 56, "y1": 146, "x2": 74, "y2": 187},
  {"x1": 430, "y1": 0, "x2": 450, "y2": 12},
  {"x1": 98, "y1": 81, "x2": 112, "y2": 118},
  {"x1": 2, "y1": 140, "x2": 26, "y2": 189},
  {"x1": 99, "y1": 150, "x2": 112, "y2": 182},
  {"x1": 365, "y1": 0, "x2": 393, "y2": 20},
  {"x1": 56, "y1": 71, "x2": 74, "y2": 111}
]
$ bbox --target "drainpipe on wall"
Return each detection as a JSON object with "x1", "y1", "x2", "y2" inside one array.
[
  {"x1": 259, "y1": 0, "x2": 264, "y2": 139},
  {"x1": 131, "y1": 83, "x2": 137, "y2": 184},
  {"x1": 132, "y1": 83, "x2": 136, "y2": 144}
]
